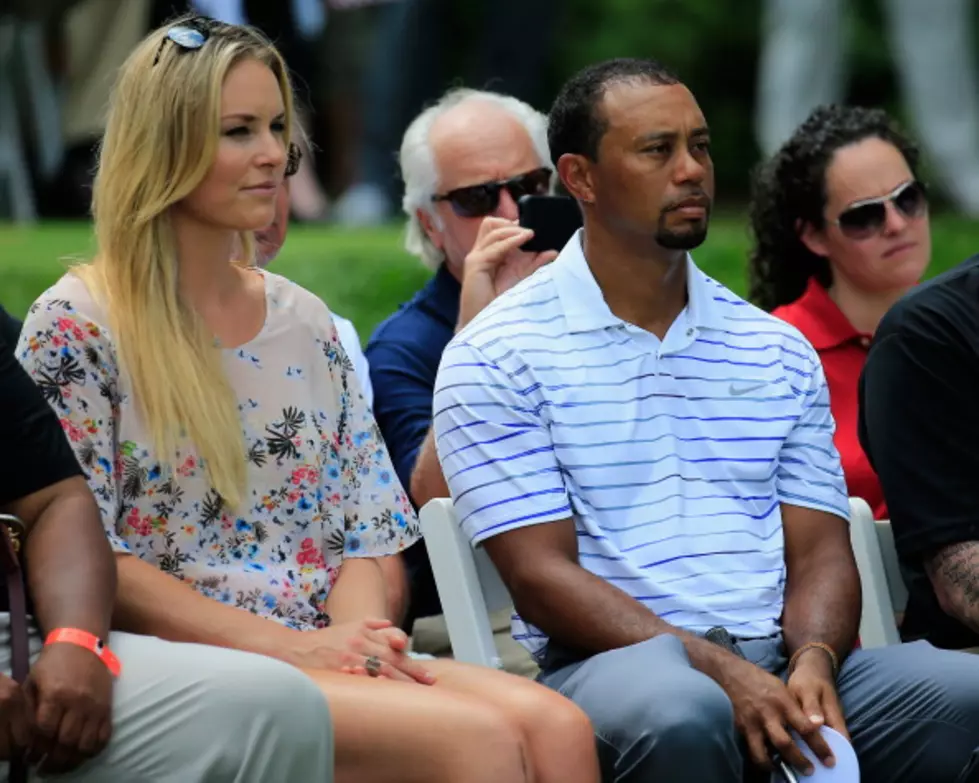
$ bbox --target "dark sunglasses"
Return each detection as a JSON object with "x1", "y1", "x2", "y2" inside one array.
[
  {"x1": 834, "y1": 180, "x2": 927, "y2": 239},
  {"x1": 432, "y1": 167, "x2": 552, "y2": 218},
  {"x1": 154, "y1": 20, "x2": 302, "y2": 178}
]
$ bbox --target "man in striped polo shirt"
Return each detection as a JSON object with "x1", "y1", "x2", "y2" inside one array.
[{"x1": 433, "y1": 58, "x2": 979, "y2": 782}]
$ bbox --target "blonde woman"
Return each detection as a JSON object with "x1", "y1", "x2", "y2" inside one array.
[{"x1": 16, "y1": 16, "x2": 599, "y2": 783}]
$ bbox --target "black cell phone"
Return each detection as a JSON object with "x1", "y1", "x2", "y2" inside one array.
[{"x1": 518, "y1": 195, "x2": 583, "y2": 254}]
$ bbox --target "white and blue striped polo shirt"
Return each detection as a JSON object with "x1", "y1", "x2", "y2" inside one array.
[{"x1": 432, "y1": 232, "x2": 849, "y2": 660}]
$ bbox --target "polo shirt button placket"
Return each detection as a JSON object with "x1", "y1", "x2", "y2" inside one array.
[{"x1": 683, "y1": 327, "x2": 697, "y2": 352}]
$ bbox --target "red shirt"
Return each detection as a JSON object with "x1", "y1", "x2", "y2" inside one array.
[{"x1": 773, "y1": 279, "x2": 887, "y2": 519}]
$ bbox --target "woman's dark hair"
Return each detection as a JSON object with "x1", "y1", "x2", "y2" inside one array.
[{"x1": 747, "y1": 104, "x2": 921, "y2": 312}]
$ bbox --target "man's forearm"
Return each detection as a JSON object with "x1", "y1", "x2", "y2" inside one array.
[
  {"x1": 514, "y1": 557, "x2": 740, "y2": 681},
  {"x1": 409, "y1": 429, "x2": 450, "y2": 508},
  {"x1": 925, "y1": 541, "x2": 979, "y2": 634},
  {"x1": 24, "y1": 490, "x2": 115, "y2": 639},
  {"x1": 112, "y1": 553, "x2": 296, "y2": 656},
  {"x1": 781, "y1": 548, "x2": 861, "y2": 664}
]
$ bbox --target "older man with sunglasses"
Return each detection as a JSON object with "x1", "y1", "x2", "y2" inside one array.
[{"x1": 365, "y1": 88, "x2": 559, "y2": 671}]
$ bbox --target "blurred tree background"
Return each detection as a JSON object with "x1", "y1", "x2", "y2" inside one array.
[
  {"x1": 429, "y1": 0, "x2": 969, "y2": 207},
  {"x1": 554, "y1": 0, "x2": 927, "y2": 203},
  {"x1": 5, "y1": 0, "x2": 979, "y2": 325}
]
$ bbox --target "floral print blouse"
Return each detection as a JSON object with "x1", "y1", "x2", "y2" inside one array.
[{"x1": 17, "y1": 270, "x2": 420, "y2": 630}]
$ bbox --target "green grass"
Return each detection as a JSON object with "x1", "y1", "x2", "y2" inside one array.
[{"x1": 2, "y1": 215, "x2": 978, "y2": 341}]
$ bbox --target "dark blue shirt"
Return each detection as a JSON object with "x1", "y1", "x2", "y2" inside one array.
[
  {"x1": 0, "y1": 306, "x2": 21, "y2": 350},
  {"x1": 366, "y1": 264, "x2": 460, "y2": 502}
]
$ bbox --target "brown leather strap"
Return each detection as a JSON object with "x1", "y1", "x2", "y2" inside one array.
[{"x1": 0, "y1": 515, "x2": 30, "y2": 783}]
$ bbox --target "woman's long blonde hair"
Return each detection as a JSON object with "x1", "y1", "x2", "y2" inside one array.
[{"x1": 76, "y1": 16, "x2": 295, "y2": 509}]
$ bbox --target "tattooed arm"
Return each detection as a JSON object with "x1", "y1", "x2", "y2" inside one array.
[{"x1": 925, "y1": 542, "x2": 979, "y2": 634}]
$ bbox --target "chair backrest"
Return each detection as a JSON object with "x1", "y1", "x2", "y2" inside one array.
[
  {"x1": 874, "y1": 518, "x2": 908, "y2": 613},
  {"x1": 847, "y1": 497, "x2": 903, "y2": 647},
  {"x1": 418, "y1": 498, "x2": 509, "y2": 668}
]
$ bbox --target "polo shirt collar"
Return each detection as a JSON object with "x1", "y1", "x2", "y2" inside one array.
[
  {"x1": 552, "y1": 229, "x2": 724, "y2": 334},
  {"x1": 791, "y1": 277, "x2": 863, "y2": 350},
  {"x1": 420, "y1": 263, "x2": 461, "y2": 328}
]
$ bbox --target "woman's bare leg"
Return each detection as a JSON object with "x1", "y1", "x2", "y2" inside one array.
[
  {"x1": 425, "y1": 659, "x2": 601, "y2": 783},
  {"x1": 303, "y1": 668, "x2": 531, "y2": 783}
]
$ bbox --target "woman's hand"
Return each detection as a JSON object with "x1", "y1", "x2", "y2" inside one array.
[{"x1": 280, "y1": 619, "x2": 437, "y2": 684}]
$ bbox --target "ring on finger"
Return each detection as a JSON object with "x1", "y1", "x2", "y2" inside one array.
[{"x1": 365, "y1": 655, "x2": 382, "y2": 678}]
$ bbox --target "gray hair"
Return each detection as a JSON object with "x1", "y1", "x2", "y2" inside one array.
[{"x1": 399, "y1": 88, "x2": 551, "y2": 270}]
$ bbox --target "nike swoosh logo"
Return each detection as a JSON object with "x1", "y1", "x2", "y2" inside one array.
[{"x1": 729, "y1": 382, "x2": 767, "y2": 396}]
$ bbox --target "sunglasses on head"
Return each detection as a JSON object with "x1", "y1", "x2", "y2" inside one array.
[
  {"x1": 153, "y1": 17, "x2": 221, "y2": 66},
  {"x1": 432, "y1": 167, "x2": 552, "y2": 218},
  {"x1": 153, "y1": 19, "x2": 302, "y2": 179},
  {"x1": 833, "y1": 180, "x2": 927, "y2": 239}
]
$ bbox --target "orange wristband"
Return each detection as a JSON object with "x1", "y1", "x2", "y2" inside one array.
[{"x1": 44, "y1": 628, "x2": 121, "y2": 677}]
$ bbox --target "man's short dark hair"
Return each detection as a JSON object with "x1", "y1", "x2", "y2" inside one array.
[{"x1": 548, "y1": 58, "x2": 680, "y2": 165}]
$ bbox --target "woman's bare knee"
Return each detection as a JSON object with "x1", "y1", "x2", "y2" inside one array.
[
  {"x1": 421, "y1": 659, "x2": 599, "y2": 782},
  {"x1": 311, "y1": 670, "x2": 529, "y2": 783},
  {"x1": 538, "y1": 699, "x2": 597, "y2": 756},
  {"x1": 490, "y1": 680, "x2": 599, "y2": 783},
  {"x1": 546, "y1": 698, "x2": 594, "y2": 745},
  {"x1": 337, "y1": 702, "x2": 528, "y2": 783},
  {"x1": 444, "y1": 701, "x2": 531, "y2": 782}
]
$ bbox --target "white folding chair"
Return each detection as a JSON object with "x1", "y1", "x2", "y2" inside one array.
[
  {"x1": 420, "y1": 495, "x2": 909, "y2": 663},
  {"x1": 848, "y1": 497, "x2": 907, "y2": 648},
  {"x1": 418, "y1": 498, "x2": 510, "y2": 668}
]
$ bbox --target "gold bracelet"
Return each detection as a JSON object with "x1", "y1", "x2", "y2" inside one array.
[{"x1": 788, "y1": 642, "x2": 839, "y2": 678}]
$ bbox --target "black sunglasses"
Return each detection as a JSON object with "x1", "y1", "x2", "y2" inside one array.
[
  {"x1": 834, "y1": 180, "x2": 927, "y2": 239},
  {"x1": 432, "y1": 167, "x2": 552, "y2": 218},
  {"x1": 153, "y1": 19, "x2": 302, "y2": 178}
]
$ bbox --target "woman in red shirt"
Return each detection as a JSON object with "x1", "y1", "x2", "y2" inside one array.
[{"x1": 748, "y1": 105, "x2": 931, "y2": 519}]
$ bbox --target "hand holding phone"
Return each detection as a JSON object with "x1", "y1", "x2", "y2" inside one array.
[{"x1": 457, "y1": 217, "x2": 559, "y2": 329}]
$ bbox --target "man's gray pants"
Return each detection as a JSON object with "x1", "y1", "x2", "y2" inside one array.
[
  {"x1": 540, "y1": 633, "x2": 979, "y2": 782},
  {"x1": 0, "y1": 616, "x2": 334, "y2": 782}
]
